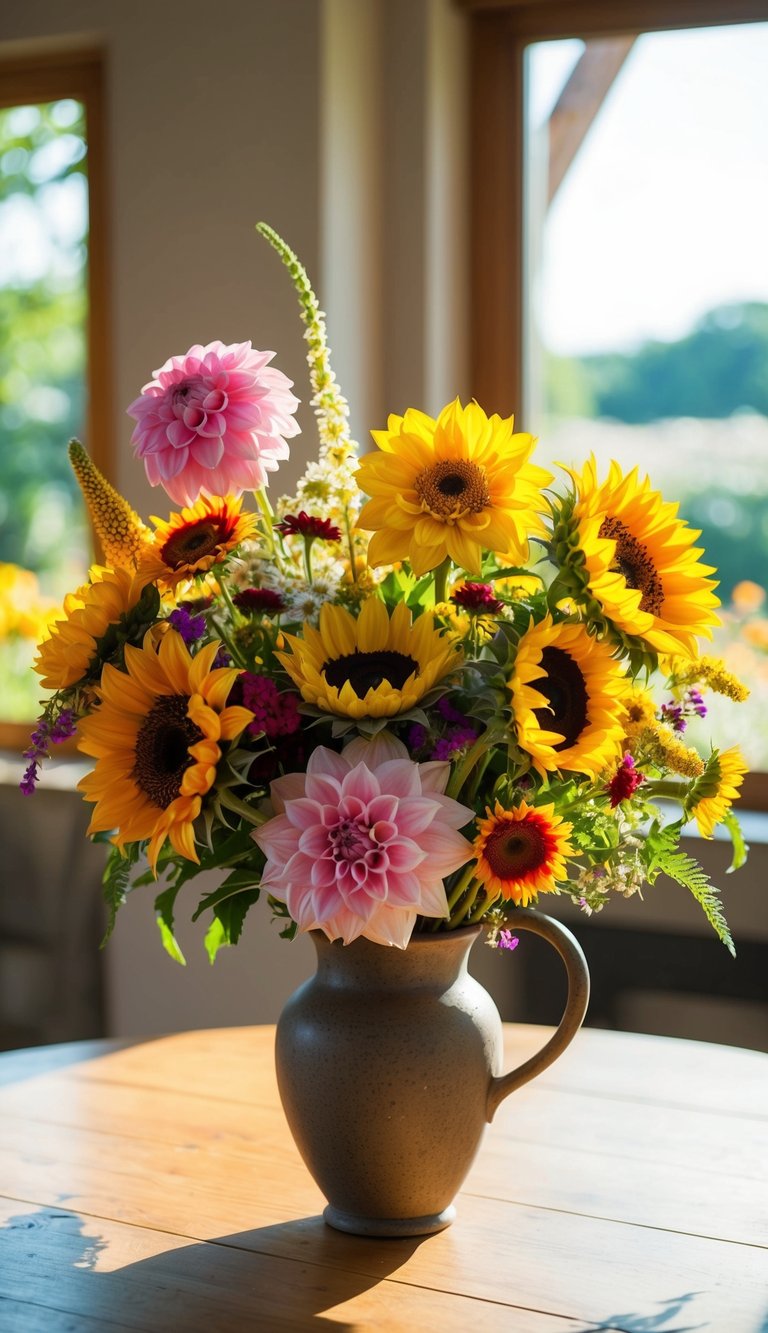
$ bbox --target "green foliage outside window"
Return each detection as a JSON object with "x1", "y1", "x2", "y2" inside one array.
[{"x1": 0, "y1": 99, "x2": 89, "y2": 721}]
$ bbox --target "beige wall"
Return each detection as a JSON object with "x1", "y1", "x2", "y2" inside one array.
[{"x1": 0, "y1": 0, "x2": 472, "y2": 1036}]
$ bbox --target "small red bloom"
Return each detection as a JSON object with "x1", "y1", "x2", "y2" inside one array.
[
  {"x1": 233, "y1": 587, "x2": 287, "y2": 615},
  {"x1": 607, "y1": 753, "x2": 645, "y2": 808},
  {"x1": 275, "y1": 511, "x2": 342, "y2": 542},
  {"x1": 451, "y1": 582, "x2": 504, "y2": 615}
]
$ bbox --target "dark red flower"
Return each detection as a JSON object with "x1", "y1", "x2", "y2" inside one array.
[
  {"x1": 275, "y1": 511, "x2": 342, "y2": 542},
  {"x1": 451, "y1": 582, "x2": 504, "y2": 615},
  {"x1": 233, "y1": 587, "x2": 287, "y2": 615},
  {"x1": 606, "y1": 753, "x2": 645, "y2": 808}
]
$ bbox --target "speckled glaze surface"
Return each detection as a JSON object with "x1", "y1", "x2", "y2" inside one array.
[{"x1": 275, "y1": 911, "x2": 589, "y2": 1237}]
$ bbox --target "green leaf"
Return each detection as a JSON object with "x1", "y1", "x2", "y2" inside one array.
[
  {"x1": 204, "y1": 915, "x2": 228, "y2": 964},
  {"x1": 100, "y1": 843, "x2": 140, "y2": 947},
  {"x1": 154, "y1": 883, "x2": 186, "y2": 966},
  {"x1": 653, "y1": 847, "x2": 735, "y2": 956},
  {"x1": 156, "y1": 916, "x2": 187, "y2": 966},
  {"x1": 483, "y1": 565, "x2": 542, "y2": 582},
  {"x1": 205, "y1": 887, "x2": 262, "y2": 961},
  {"x1": 722, "y1": 810, "x2": 749, "y2": 873},
  {"x1": 191, "y1": 869, "x2": 261, "y2": 922}
]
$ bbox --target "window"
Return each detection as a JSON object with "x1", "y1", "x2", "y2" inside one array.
[
  {"x1": 0, "y1": 51, "x2": 109, "y2": 747},
  {"x1": 466, "y1": 0, "x2": 768, "y2": 804}
]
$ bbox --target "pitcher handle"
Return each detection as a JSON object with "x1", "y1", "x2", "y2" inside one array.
[{"x1": 486, "y1": 909, "x2": 590, "y2": 1122}]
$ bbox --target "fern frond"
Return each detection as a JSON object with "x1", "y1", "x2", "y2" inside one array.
[{"x1": 655, "y1": 847, "x2": 736, "y2": 956}]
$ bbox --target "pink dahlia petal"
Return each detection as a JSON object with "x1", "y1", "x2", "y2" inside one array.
[
  {"x1": 252, "y1": 745, "x2": 472, "y2": 946},
  {"x1": 343, "y1": 733, "x2": 408, "y2": 766},
  {"x1": 127, "y1": 340, "x2": 299, "y2": 505},
  {"x1": 371, "y1": 758, "x2": 422, "y2": 799},
  {"x1": 361, "y1": 905, "x2": 419, "y2": 949}
]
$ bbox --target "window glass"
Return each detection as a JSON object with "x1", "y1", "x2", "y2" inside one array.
[
  {"x1": 0, "y1": 99, "x2": 89, "y2": 721},
  {"x1": 524, "y1": 23, "x2": 768, "y2": 765}
]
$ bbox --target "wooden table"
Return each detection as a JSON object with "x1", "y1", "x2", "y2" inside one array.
[{"x1": 0, "y1": 1026, "x2": 766, "y2": 1331}]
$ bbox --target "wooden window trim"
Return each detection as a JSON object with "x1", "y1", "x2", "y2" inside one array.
[
  {"x1": 0, "y1": 49, "x2": 111, "y2": 753},
  {"x1": 467, "y1": 0, "x2": 768, "y2": 810}
]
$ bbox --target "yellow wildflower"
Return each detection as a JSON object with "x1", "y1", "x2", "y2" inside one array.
[
  {"x1": 638, "y1": 723, "x2": 705, "y2": 778},
  {"x1": 665, "y1": 654, "x2": 749, "y2": 702},
  {"x1": 69, "y1": 441, "x2": 149, "y2": 571}
]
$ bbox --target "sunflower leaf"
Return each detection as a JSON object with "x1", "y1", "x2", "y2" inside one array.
[{"x1": 722, "y1": 810, "x2": 748, "y2": 872}]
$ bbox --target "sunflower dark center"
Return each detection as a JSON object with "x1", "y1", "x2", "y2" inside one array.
[
  {"x1": 132, "y1": 694, "x2": 202, "y2": 809},
  {"x1": 162, "y1": 520, "x2": 226, "y2": 568},
  {"x1": 414, "y1": 459, "x2": 490, "y2": 518},
  {"x1": 323, "y1": 650, "x2": 419, "y2": 698},
  {"x1": 485, "y1": 819, "x2": 548, "y2": 880},
  {"x1": 599, "y1": 516, "x2": 664, "y2": 616},
  {"x1": 533, "y1": 647, "x2": 589, "y2": 751}
]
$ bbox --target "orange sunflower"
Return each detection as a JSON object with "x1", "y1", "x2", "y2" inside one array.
[
  {"x1": 139, "y1": 494, "x2": 258, "y2": 590},
  {"x1": 34, "y1": 565, "x2": 150, "y2": 691},
  {"x1": 77, "y1": 629, "x2": 253, "y2": 871},
  {"x1": 508, "y1": 615, "x2": 628, "y2": 777},
  {"x1": 473, "y1": 800, "x2": 574, "y2": 906},
  {"x1": 356, "y1": 399, "x2": 552, "y2": 575},
  {"x1": 553, "y1": 459, "x2": 720, "y2": 657}
]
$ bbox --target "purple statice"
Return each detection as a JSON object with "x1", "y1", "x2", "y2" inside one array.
[
  {"x1": 686, "y1": 687, "x2": 707, "y2": 718},
  {"x1": 19, "y1": 760, "x2": 40, "y2": 796},
  {"x1": 168, "y1": 606, "x2": 207, "y2": 645},
  {"x1": 212, "y1": 647, "x2": 232, "y2": 669},
  {"x1": 407, "y1": 722, "x2": 428, "y2": 751},
  {"x1": 19, "y1": 708, "x2": 77, "y2": 795},
  {"x1": 407, "y1": 697, "x2": 479, "y2": 761},
  {"x1": 660, "y1": 700, "x2": 686, "y2": 732},
  {"x1": 432, "y1": 724, "x2": 480, "y2": 761},
  {"x1": 497, "y1": 930, "x2": 519, "y2": 951}
]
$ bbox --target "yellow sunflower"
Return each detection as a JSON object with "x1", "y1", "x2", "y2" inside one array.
[
  {"x1": 34, "y1": 566, "x2": 150, "y2": 691},
  {"x1": 356, "y1": 399, "x2": 552, "y2": 575},
  {"x1": 277, "y1": 597, "x2": 462, "y2": 720},
  {"x1": 473, "y1": 800, "x2": 574, "y2": 906},
  {"x1": 509, "y1": 615, "x2": 628, "y2": 777},
  {"x1": 77, "y1": 630, "x2": 253, "y2": 872},
  {"x1": 689, "y1": 746, "x2": 747, "y2": 839},
  {"x1": 140, "y1": 495, "x2": 258, "y2": 591},
  {"x1": 555, "y1": 459, "x2": 720, "y2": 657}
]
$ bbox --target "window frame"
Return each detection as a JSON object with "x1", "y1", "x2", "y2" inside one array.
[
  {"x1": 463, "y1": 0, "x2": 768, "y2": 809},
  {"x1": 0, "y1": 49, "x2": 111, "y2": 752}
]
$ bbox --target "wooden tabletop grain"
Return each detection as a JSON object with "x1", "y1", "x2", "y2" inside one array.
[{"x1": 0, "y1": 1024, "x2": 766, "y2": 1332}]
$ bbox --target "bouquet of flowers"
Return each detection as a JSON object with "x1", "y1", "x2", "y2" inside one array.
[{"x1": 22, "y1": 224, "x2": 749, "y2": 962}]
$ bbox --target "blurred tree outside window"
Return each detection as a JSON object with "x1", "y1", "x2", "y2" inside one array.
[
  {"x1": 524, "y1": 22, "x2": 768, "y2": 769},
  {"x1": 0, "y1": 97, "x2": 90, "y2": 722}
]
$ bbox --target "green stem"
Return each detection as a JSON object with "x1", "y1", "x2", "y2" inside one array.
[
  {"x1": 450, "y1": 883, "x2": 480, "y2": 927},
  {"x1": 255, "y1": 487, "x2": 278, "y2": 560},
  {"x1": 344, "y1": 510, "x2": 358, "y2": 585},
  {"x1": 447, "y1": 729, "x2": 497, "y2": 800},
  {"x1": 433, "y1": 557, "x2": 451, "y2": 607},
  {"x1": 642, "y1": 780, "x2": 691, "y2": 801},
  {"x1": 466, "y1": 889, "x2": 498, "y2": 924},
  {"x1": 303, "y1": 536, "x2": 314, "y2": 585},
  {"x1": 209, "y1": 611, "x2": 247, "y2": 670}
]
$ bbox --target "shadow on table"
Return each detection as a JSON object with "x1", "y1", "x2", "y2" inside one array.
[
  {"x1": 0, "y1": 1207, "x2": 432, "y2": 1330},
  {"x1": 578, "y1": 1293, "x2": 708, "y2": 1332}
]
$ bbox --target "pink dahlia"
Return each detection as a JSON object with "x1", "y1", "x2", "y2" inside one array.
[
  {"x1": 253, "y1": 733, "x2": 473, "y2": 947},
  {"x1": 127, "y1": 340, "x2": 300, "y2": 505}
]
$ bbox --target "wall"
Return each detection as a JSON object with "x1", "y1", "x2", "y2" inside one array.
[{"x1": 0, "y1": 0, "x2": 472, "y2": 1038}]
